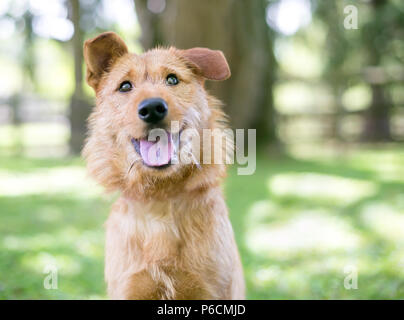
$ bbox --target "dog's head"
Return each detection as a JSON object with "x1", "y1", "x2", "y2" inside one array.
[{"x1": 82, "y1": 32, "x2": 231, "y2": 199}]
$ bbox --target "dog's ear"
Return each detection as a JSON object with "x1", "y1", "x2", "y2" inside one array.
[
  {"x1": 84, "y1": 32, "x2": 128, "y2": 90},
  {"x1": 181, "y1": 48, "x2": 231, "y2": 81}
]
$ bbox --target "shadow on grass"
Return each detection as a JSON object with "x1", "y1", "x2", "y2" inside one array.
[
  {"x1": 0, "y1": 192, "x2": 109, "y2": 299},
  {"x1": 1, "y1": 147, "x2": 404, "y2": 299},
  {"x1": 226, "y1": 149, "x2": 404, "y2": 299}
]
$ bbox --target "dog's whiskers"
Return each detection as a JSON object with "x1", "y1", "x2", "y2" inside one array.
[
  {"x1": 190, "y1": 152, "x2": 202, "y2": 170},
  {"x1": 180, "y1": 141, "x2": 202, "y2": 170},
  {"x1": 183, "y1": 148, "x2": 201, "y2": 170},
  {"x1": 127, "y1": 159, "x2": 141, "y2": 175}
]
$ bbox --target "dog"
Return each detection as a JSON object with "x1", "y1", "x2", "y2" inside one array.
[{"x1": 82, "y1": 32, "x2": 245, "y2": 299}]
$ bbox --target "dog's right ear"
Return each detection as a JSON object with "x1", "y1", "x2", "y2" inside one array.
[{"x1": 84, "y1": 32, "x2": 128, "y2": 90}]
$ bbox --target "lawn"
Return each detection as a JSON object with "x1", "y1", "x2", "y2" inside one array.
[{"x1": 1, "y1": 145, "x2": 404, "y2": 299}]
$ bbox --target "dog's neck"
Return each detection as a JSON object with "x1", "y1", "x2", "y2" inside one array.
[
  {"x1": 122, "y1": 163, "x2": 226, "y2": 201},
  {"x1": 122, "y1": 185, "x2": 219, "y2": 216}
]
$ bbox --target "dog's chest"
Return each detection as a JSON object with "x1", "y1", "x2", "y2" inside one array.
[
  {"x1": 123, "y1": 200, "x2": 182, "y2": 263},
  {"x1": 107, "y1": 196, "x2": 232, "y2": 299},
  {"x1": 111, "y1": 196, "x2": 216, "y2": 270}
]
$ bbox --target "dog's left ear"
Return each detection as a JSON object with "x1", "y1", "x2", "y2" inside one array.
[
  {"x1": 84, "y1": 32, "x2": 128, "y2": 90},
  {"x1": 181, "y1": 48, "x2": 231, "y2": 81}
]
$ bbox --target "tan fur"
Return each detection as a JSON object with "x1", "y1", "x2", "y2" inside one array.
[{"x1": 83, "y1": 32, "x2": 245, "y2": 300}]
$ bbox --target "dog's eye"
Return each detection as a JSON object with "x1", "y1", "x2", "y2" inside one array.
[
  {"x1": 166, "y1": 74, "x2": 179, "y2": 86},
  {"x1": 119, "y1": 81, "x2": 133, "y2": 92}
]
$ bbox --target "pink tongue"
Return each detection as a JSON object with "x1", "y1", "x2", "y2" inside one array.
[{"x1": 139, "y1": 133, "x2": 172, "y2": 167}]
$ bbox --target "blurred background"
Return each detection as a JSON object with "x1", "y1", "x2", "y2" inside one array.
[{"x1": 1, "y1": 0, "x2": 404, "y2": 299}]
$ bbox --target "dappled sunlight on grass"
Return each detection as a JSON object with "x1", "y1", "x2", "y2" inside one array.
[
  {"x1": 268, "y1": 172, "x2": 378, "y2": 206},
  {"x1": 2, "y1": 228, "x2": 103, "y2": 259},
  {"x1": 0, "y1": 124, "x2": 69, "y2": 148},
  {"x1": 288, "y1": 144, "x2": 404, "y2": 183},
  {"x1": 21, "y1": 252, "x2": 82, "y2": 276},
  {"x1": 246, "y1": 211, "x2": 362, "y2": 257},
  {"x1": 0, "y1": 156, "x2": 108, "y2": 299},
  {"x1": 244, "y1": 200, "x2": 279, "y2": 227},
  {"x1": 0, "y1": 166, "x2": 102, "y2": 197},
  {"x1": 1, "y1": 145, "x2": 404, "y2": 299},
  {"x1": 348, "y1": 150, "x2": 404, "y2": 183},
  {"x1": 386, "y1": 251, "x2": 404, "y2": 277},
  {"x1": 3, "y1": 234, "x2": 58, "y2": 251},
  {"x1": 361, "y1": 202, "x2": 404, "y2": 243},
  {"x1": 226, "y1": 144, "x2": 404, "y2": 299}
]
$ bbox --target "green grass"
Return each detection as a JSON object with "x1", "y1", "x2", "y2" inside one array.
[{"x1": 1, "y1": 146, "x2": 404, "y2": 299}]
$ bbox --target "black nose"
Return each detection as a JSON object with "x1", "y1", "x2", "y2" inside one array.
[{"x1": 138, "y1": 98, "x2": 168, "y2": 124}]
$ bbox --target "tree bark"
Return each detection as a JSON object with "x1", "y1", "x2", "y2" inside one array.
[
  {"x1": 68, "y1": 0, "x2": 93, "y2": 154},
  {"x1": 362, "y1": 83, "x2": 391, "y2": 141},
  {"x1": 361, "y1": 0, "x2": 392, "y2": 141},
  {"x1": 134, "y1": 0, "x2": 277, "y2": 144}
]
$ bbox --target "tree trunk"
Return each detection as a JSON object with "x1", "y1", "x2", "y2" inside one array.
[
  {"x1": 362, "y1": 83, "x2": 391, "y2": 141},
  {"x1": 68, "y1": 0, "x2": 92, "y2": 154},
  {"x1": 362, "y1": 0, "x2": 391, "y2": 141},
  {"x1": 134, "y1": 0, "x2": 277, "y2": 145}
]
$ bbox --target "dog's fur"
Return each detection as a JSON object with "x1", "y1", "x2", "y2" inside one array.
[{"x1": 82, "y1": 32, "x2": 245, "y2": 299}]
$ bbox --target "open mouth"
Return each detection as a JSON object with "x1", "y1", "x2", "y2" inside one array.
[{"x1": 131, "y1": 129, "x2": 176, "y2": 169}]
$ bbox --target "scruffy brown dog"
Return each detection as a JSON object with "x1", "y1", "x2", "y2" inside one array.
[{"x1": 82, "y1": 32, "x2": 244, "y2": 299}]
